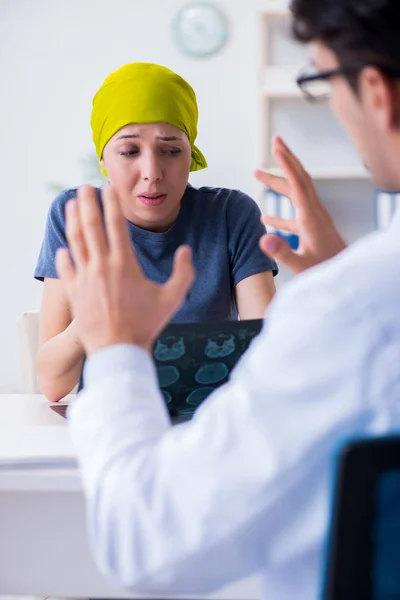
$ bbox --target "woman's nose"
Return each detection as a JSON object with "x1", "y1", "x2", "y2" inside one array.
[{"x1": 141, "y1": 154, "x2": 162, "y2": 182}]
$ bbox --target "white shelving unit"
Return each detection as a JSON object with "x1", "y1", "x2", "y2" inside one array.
[
  {"x1": 258, "y1": 4, "x2": 376, "y2": 276},
  {"x1": 263, "y1": 166, "x2": 369, "y2": 181},
  {"x1": 259, "y1": 7, "x2": 370, "y2": 181},
  {"x1": 261, "y1": 66, "x2": 301, "y2": 99}
]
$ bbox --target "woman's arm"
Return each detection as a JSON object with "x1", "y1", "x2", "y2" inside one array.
[
  {"x1": 36, "y1": 278, "x2": 84, "y2": 402},
  {"x1": 235, "y1": 271, "x2": 276, "y2": 319}
]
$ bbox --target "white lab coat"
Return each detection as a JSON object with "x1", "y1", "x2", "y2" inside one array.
[{"x1": 69, "y1": 211, "x2": 400, "y2": 600}]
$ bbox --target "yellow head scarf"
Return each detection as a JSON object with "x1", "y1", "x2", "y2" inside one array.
[{"x1": 91, "y1": 62, "x2": 207, "y2": 175}]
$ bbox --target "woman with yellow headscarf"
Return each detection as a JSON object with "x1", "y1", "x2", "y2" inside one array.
[{"x1": 34, "y1": 62, "x2": 277, "y2": 403}]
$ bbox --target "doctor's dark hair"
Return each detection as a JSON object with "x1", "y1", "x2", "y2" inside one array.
[{"x1": 290, "y1": 0, "x2": 400, "y2": 90}]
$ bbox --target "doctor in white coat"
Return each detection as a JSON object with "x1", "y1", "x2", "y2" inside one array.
[{"x1": 57, "y1": 0, "x2": 400, "y2": 599}]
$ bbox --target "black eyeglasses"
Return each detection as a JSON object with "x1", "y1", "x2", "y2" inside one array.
[{"x1": 296, "y1": 64, "x2": 400, "y2": 102}]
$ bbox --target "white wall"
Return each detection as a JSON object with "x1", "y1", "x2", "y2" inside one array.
[{"x1": 0, "y1": 0, "x2": 283, "y2": 392}]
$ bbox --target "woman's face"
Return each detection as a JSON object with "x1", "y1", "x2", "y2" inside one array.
[{"x1": 102, "y1": 122, "x2": 192, "y2": 232}]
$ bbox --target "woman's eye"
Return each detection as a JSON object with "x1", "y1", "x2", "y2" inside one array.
[
  {"x1": 118, "y1": 147, "x2": 182, "y2": 157},
  {"x1": 163, "y1": 148, "x2": 182, "y2": 156},
  {"x1": 119, "y1": 148, "x2": 139, "y2": 157}
]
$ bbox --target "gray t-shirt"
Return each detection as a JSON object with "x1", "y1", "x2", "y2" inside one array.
[{"x1": 34, "y1": 184, "x2": 277, "y2": 322}]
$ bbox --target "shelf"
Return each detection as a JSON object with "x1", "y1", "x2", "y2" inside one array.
[
  {"x1": 262, "y1": 66, "x2": 302, "y2": 99},
  {"x1": 260, "y1": 5, "x2": 290, "y2": 18},
  {"x1": 260, "y1": 167, "x2": 370, "y2": 180},
  {"x1": 259, "y1": 8, "x2": 377, "y2": 250}
]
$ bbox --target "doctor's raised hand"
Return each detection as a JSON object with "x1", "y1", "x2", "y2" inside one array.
[
  {"x1": 256, "y1": 136, "x2": 347, "y2": 275},
  {"x1": 55, "y1": 185, "x2": 195, "y2": 356}
]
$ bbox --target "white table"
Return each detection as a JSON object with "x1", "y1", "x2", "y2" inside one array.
[{"x1": 0, "y1": 394, "x2": 261, "y2": 599}]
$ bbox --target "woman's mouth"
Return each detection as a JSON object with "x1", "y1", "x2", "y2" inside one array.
[{"x1": 138, "y1": 193, "x2": 167, "y2": 207}]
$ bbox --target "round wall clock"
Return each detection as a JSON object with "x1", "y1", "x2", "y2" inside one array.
[{"x1": 172, "y1": 3, "x2": 229, "y2": 58}]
